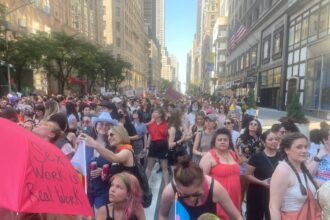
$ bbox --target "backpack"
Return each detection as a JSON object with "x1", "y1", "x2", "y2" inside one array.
[{"x1": 130, "y1": 150, "x2": 152, "y2": 208}]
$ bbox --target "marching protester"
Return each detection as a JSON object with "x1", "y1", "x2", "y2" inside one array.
[
  {"x1": 245, "y1": 130, "x2": 281, "y2": 220},
  {"x1": 2, "y1": 90, "x2": 330, "y2": 220},
  {"x1": 235, "y1": 118, "x2": 263, "y2": 204},
  {"x1": 200, "y1": 128, "x2": 241, "y2": 220},
  {"x1": 96, "y1": 172, "x2": 145, "y2": 220},
  {"x1": 145, "y1": 108, "x2": 170, "y2": 185},
  {"x1": 269, "y1": 133, "x2": 321, "y2": 220},
  {"x1": 158, "y1": 155, "x2": 243, "y2": 220},
  {"x1": 192, "y1": 114, "x2": 217, "y2": 163}
]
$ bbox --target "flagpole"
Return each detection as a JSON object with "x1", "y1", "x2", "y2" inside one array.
[{"x1": 82, "y1": 141, "x2": 88, "y2": 194}]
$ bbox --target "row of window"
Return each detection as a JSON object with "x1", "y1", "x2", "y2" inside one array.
[
  {"x1": 227, "y1": 45, "x2": 257, "y2": 76},
  {"x1": 261, "y1": 26, "x2": 284, "y2": 64},
  {"x1": 288, "y1": 0, "x2": 330, "y2": 51},
  {"x1": 260, "y1": 67, "x2": 281, "y2": 88},
  {"x1": 304, "y1": 55, "x2": 330, "y2": 110}
]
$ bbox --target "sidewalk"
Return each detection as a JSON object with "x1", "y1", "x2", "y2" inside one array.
[{"x1": 258, "y1": 107, "x2": 325, "y2": 135}]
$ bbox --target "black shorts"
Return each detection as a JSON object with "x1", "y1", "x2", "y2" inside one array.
[{"x1": 148, "y1": 140, "x2": 168, "y2": 159}]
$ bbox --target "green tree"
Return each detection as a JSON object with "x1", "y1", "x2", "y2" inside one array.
[
  {"x1": 41, "y1": 32, "x2": 95, "y2": 94},
  {"x1": 6, "y1": 35, "x2": 45, "y2": 91},
  {"x1": 246, "y1": 88, "x2": 256, "y2": 109},
  {"x1": 159, "y1": 78, "x2": 173, "y2": 94},
  {"x1": 186, "y1": 83, "x2": 201, "y2": 97},
  {"x1": 107, "y1": 58, "x2": 132, "y2": 93},
  {"x1": 286, "y1": 91, "x2": 308, "y2": 123}
]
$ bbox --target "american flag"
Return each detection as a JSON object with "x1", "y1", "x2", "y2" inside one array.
[{"x1": 228, "y1": 22, "x2": 248, "y2": 52}]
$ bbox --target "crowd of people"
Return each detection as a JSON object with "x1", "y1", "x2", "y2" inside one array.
[{"x1": 1, "y1": 92, "x2": 330, "y2": 220}]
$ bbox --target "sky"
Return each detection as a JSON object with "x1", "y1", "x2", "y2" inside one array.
[{"x1": 165, "y1": 0, "x2": 197, "y2": 93}]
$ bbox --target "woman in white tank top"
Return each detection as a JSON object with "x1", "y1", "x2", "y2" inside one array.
[{"x1": 269, "y1": 133, "x2": 321, "y2": 220}]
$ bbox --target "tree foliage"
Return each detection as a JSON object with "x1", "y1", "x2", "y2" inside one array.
[
  {"x1": 159, "y1": 78, "x2": 174, "y2": 94},
  {"x1": 186, "y1": 83, "x2": 201, "y2": 97},
  {"x1": 286, "y1": 91, "x2": 309, "y2": 123},
  {"x1": 246, "y1": 88, "x2": 256, "y2": 109},
  {"x1": 1, "y1": 32, "x2": 132, "y2": 94}
]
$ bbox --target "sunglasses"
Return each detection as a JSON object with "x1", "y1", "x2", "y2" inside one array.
[
  {"x1": 224, "y1": 122, "x2": 232, "y2": 125},
  {"x1": 109, "y1": 132, "x2": 115, "y2": 137},
  {"x1": 177, "y1": 191, "x2": 202, "y2": 199}
]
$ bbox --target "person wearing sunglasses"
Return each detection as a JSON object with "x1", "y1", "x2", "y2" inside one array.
[
  {"x1": 224, "y1": 117, "x2": 240, "y2": 148},
  {"x1": 159, "y1": 155, "x2": 242, "y2": 220},
  {"x1": 271, "y1": 123, "x2": 287, "y2": 143},
  {"x1": 235, "y1": 119, "x2": 263, "y2": 206},
  {"x1": 77, "y1": 112, "x2": 117, "y2": 211}
]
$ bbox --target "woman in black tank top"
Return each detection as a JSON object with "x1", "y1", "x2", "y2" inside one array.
[
  {"x1": 171, "y1": 177, "x2": 216, "y2": 218},
  {"x1": 158, "y1": 155, "x2": 243, "y2": 220},
  {"x1": 95, "y1": 172, "x2": 145, "y2": 220}
]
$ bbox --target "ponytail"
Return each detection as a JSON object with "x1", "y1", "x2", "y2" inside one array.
[{"x1": 174, "y1": 155, "x2": 203, "y2": 187}]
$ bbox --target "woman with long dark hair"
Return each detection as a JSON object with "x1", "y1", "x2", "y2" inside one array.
[
  {"x1": 235, "y1": 118, "x2": 263, "y2": 203},
  {"x1": 269, "y1": 133, "x2": 321, "y2": 220},
  {"x1": 167, "y1": 109, "x2": 187, "y2": 171},
  {"x1": 200, "y1": 128, "x2": 241, "y2": 220},
  {"x1": 245, "y1": 130, "x2": 281, "y2": 220}
]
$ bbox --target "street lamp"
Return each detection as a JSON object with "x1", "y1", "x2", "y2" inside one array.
[{"x1": 3, "y1": 0, "x2": 35, "y2": 93}]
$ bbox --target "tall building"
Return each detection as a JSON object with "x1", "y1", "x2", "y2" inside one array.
[
  {"x1": 102, "y1": 0, "x2": 148, "y2": 90},
  {"x1": 186, "y1": 51, "x2": 192, "y2": 88},
  {"x1": 147, "y1": 38, "x2": 161, "y2": 89},
  {"x1": 226, "y1": 0, "x2": 330, "y2": 119},
  {"x1": 144, "y1": 0, "x2": 156, "y2": 40},
  {"x1": 0, "y1": 0, "x2": 103, "y2": 94},
  {"x1": 144, "y1": 0, "x2": 161, "y2": 89},
  {"x1": 285, "y1": 0, "x2": 330, "y2": 118},
  {"x1": 155, "y1": 0, "x2": 165, "y2": 47},
  {"x1": 226, "y1": 0, "x2": 289, "y2": 110},
  {"x1": 211, "y1": 0, "x2": 228, "y2": 95},
  {"x1": 199, "y1": 0, "x2": 220, "y2": 92}
]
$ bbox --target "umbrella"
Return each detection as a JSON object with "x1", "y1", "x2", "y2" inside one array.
[{"x1": 0, "y1": 118, "x2": 93, "y2": 216}]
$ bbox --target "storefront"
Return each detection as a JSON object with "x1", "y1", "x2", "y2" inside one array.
[{"x1": 260, "y1": 67, "x2": 282, "y2": 109}]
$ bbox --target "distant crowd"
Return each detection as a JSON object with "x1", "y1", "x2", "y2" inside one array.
[{"x1": 0, "y1": 92, "x2": 329, "y2": 220}]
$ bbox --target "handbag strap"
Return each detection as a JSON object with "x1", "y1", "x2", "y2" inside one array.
[{"x1": 197, "y1": 131, "x2": 203, "y2": 151}]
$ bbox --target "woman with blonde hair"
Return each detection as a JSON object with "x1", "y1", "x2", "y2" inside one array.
[
  {"x1": 78, "y1": 124, "x2": 135, "y2": 179},
  {"x1": 96, "y1": 172, "x2": 145, "y2": 220},
  {"x1": 44, "y1": 99, "x2": 60, "y2": 121}
]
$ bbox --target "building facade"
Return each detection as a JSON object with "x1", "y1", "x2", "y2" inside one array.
[
  {"x1": 226, "y1": 0, "x2": 288, "y2": 109},
  {"x1": 212, "y1": 0, "x2": 228, "y2": 95},
  {"x1": 144, "y1": 0, "x2": 162, "y2": 89},
  {"x1": 226, "y1": 0, "x2": 330, "y2": 119},
  {"x1": 200, "y1": 0, "x2": 220, "y2": 92},
  {"x1": 186, "y1": 51, "x2": 192, "y2": 88},
  {"x1": 0, "y1": 0, "x2": 104, "y2": 94},
  {"x1": 102, "y1": 0, "x2": 148, "y2": 91},
  {"x1": 286, "y1": 0, "x2": 330, "y2": 118}
]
